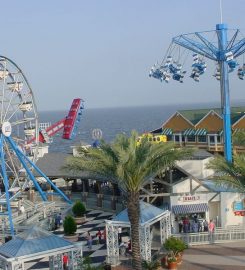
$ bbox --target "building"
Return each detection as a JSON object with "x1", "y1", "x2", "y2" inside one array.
[{"x1": 152, "y1": 106, "x2": 245, "y2": 153}]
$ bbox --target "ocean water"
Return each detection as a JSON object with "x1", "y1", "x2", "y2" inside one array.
[{"x1": 38, "y1": 103, "x2": 221, "y2": 153}]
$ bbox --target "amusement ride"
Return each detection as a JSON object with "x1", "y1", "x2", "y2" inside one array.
[
  {"x1": 0, "y1": 55, "x2": 84, "y2": 236},
  {"x1": 150, "y1": 22, "x2": 245, "y2": 163}
]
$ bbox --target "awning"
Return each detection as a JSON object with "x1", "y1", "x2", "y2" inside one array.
[
  {"x1": 172, "y1": 203, "x2": 209, "y2": 214},
  {"x1": 233, "y1": 128, "x2": 245, "y2": 134},
  {"x1": 183, "y1": 128, "x2": 195, "y2": 136},
  {"x1": 194, "y1": 129, "x2": 207, "y2": 136},
  {"x1": 161, "y1": 128, "x2": 173, "y2": 135}
]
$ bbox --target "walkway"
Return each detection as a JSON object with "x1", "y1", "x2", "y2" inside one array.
[
  {"x1": 25, "y1": 209, "x2": 114, "y2": 269},
  {"x1": 179, "y1": 241, "x2": 245, "y2": 270}
]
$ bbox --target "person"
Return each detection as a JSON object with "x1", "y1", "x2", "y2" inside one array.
[
  {"x1": 118, "y1": 227, "x2": 122, "y2": 244},
  {"x1": 96, "y1": 229, "x2": 102, "y2": 244},
  {"x1": 198, "y1": 220, "x2": 203, "y2": 232},
  {"x1": 19, "y1": 205, "x2": 25, "y2": 215},
  {"x1": 86, "y1": 232, "x2": 93, "y2": 249},
  {"x1": 178, "y1": 219, "x2": 183, "y2": 233},
  {"x1": 192, "y1": 220, "x2": 198, "y2": 233},
  {"x1": 119, "y1": 241, "x2": 128, "y2": 256},
  {"x1": 208, "y1": 220, "x2": 215, "y2": 243},
  {"x1": 125, "y1": 240, "x2": 132, "y2": 256},
  {"x1": 203, "y1": 220, "x2": 208, "y2": 232},
  {"x1": 62, "y1": 253, "x2": 68, "y2": 270},
  {"x1": 183, "y1": 217, "x2": 189, "y2": 233}
]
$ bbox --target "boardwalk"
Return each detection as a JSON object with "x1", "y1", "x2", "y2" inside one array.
[{"x1": 179, "y1": 241, "x2": 245, "y2": 270}]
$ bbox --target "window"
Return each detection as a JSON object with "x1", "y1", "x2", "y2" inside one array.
[
  {"x1": 187, "y1": 135, "x2": 195, "y2": 142},
  {"x1": 209, "y1": 135, "x2": 215, "y2": 144},
  {"x1": 198, "y1": 135, "x2": 207, "y2": 143},
  {"x1": 217, "y1": 135, "x2": 221, "y2": 143},
  {"x1": 175, "y1": 135, "x2": 180, "y2": 142}
]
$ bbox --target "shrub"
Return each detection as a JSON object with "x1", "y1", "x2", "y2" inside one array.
[
  {"x1": 72, "y1": 201, "x2": 86, "y2": 217},
  {"x1": 63, "y1": 215, "x2": 77, "y2": 235},
  {"x1": 142, "y1": 260, "x2": 160, "y2": 270},
  {"x1": 164, "y1": 236, "x2": 187, "y2": 257}
]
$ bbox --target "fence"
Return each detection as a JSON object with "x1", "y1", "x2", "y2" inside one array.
[{"x1": 172, "y1": 226, "x2": 245, "y2": 246}]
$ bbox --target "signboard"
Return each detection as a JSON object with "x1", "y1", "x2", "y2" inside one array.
[
  {"x1": 233, "y1": 201, "x2": 243, "y2": 211},
  {"x1": 178, "y1": 195, "x2": 200, "y2": 202}
]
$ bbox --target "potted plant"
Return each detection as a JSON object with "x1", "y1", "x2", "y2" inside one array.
[
  {"x1": 164, "y1": 237, "x2": 187, "y2": 269},
  {"x1": 72, "y1": 200, "x2": 86, "y2": 224},
  {"x1": 166, "y1": 256, "x2": 177, "y2": 270},
  {"x1": 63, "y1": 215, "x2": 78, "y2": 242}
]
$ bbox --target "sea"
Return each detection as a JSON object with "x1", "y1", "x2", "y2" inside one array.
[{"x1": 37, "y1": 101, "x2": 235, "y2": 154}]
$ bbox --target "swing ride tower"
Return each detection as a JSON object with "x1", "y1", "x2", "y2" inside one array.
[{"x1": 150, "y1": 23, "x2": 245, "y2": 162}]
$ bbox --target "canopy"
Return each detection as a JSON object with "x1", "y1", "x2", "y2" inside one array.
[
  {"x1": 112, "y1": 201, "x2": 166, "y2": 225},
  {"x1": 172, "y1": 203, "x2": 209, "y2": 215}
]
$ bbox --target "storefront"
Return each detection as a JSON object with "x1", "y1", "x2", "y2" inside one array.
[{"x1": 169, "y1": 174, "x2": 245, "y2": 231}]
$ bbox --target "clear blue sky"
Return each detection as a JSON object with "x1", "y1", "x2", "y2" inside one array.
[{"x1": 1, "y1": 0, "x2": 245, "y2": 110}]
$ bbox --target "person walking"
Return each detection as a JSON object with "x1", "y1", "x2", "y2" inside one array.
[
  {"x1": 96, "y1": 229, "x2": 102, "y2": 244},
  {"x1": 62, "y1": 253, "x2": 68, "y2": 270},
  {"x1": 203, "y1": 219, "x2": 208, "y2": 232},
  {"x1": 208, "y1": 219, "x2": 215, "y2": 243},
  {"x1": 86, "y1": 232, "x2": 93, "y2": 249}
]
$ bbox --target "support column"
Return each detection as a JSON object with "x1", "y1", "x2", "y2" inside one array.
[
  {"x1": 106, "y1": 223, "x2": 119, "y2": 265},
  {"x1": 140, "y1": 225, "x2": 151, "y2": 261},
  {"x1": 49, "y1": 254, "x2": 63, "y2": 270},
  {"x1": 216, "y1": 23, "x2": 232, "y2": 162}
]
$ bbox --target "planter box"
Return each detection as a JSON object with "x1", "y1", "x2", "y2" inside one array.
[
  {"x1": 74, "y1": 216, "x2": 86, "y2": 225},
  {"x1": 63, "y1": 234, "x2": 79, "y2": 242}
]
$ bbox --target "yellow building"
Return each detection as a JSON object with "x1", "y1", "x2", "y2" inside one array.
[{"x1": 151, "y1": 107, "x2": 245, "y2": 153}]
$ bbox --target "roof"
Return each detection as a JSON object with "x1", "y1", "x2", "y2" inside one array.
[
  {"x1": 112, "y1": 201, "x2": 167, "y2": 225},
  {"x1": 202, "y1": 180, "x2": 239, "y2": 192},
  {"x1": 0, "y1": 226, "x2": 73, "y2": 258},
  {"x1": 35, "y1": 152, "x2": 90, "y2": 179},
  {"x1": 178, "y1": 107, "x2": 245, "y2": 125}
]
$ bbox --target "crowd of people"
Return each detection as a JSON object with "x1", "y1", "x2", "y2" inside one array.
[{"x1": 175, "y1": 216, "x2": 215, "y2": 234}]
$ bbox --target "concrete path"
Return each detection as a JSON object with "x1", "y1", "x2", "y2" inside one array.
[{"x1": 179, "y1": 241, "x2": 245, "y2": 270}]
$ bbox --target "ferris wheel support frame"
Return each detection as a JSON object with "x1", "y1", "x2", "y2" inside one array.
[
  {"x1": 172, "y1": 23, "x2": 234, "y2": 162},
  {"x1": 0, "y1": 135, "x2": 14, "y2": 237}
]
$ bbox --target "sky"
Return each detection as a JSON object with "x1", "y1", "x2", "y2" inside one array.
[{"x1": 1, "y1": 0, "x2": 245, "y2": 111}]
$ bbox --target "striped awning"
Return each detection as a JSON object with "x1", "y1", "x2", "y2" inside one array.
[
  {"x1": 172, "y1": 203, "x2": 209, "y2": 214},
  {"x1": 183, "y1": 128, "x2": 195, "y2": 136},
  {"x1": 233, "y1": 128, "x2": 245, "y2": 134},
  {"x1": 161, "y1": 128, "x2": 173, "y2": 135},
  {"x1": 194, "y1": 129, "x2": 207, "y2": 136}
]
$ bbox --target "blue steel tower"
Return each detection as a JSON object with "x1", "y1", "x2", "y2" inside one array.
[{"x1": 150, "y1": 23, "x2": 245, "y2": 162}]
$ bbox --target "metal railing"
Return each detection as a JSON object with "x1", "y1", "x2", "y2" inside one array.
[{"x1": 172, "y1": 226, "x2": 245, "y2": 245}]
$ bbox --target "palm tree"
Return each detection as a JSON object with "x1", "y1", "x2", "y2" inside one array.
[
  {"x1": 63, "y1": 131, "x2": 192, "y2": 270},
  {"x1": 207, "y1": 153, "x2": 245, "y2": 192}
]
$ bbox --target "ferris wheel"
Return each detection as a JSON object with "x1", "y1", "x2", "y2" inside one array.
[
  {"x1": 0, "y1": 56, "x2": 70, "y2": 236},
  {"x1": 0, "y1": 56, "x2": 39, "y2": 191}
]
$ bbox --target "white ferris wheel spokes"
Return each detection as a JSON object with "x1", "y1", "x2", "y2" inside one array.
[{"x1": 0, "y1": 56, "x2": 38, "y2": 191}]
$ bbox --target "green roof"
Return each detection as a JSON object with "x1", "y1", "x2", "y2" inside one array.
[{"x1": 178, "y1": 107, "x2": 245, "y2": 125}]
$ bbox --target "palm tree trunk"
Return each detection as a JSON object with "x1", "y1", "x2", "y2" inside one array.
[{"x1": 127, "y1": 192, "x2": 142, "y2": 270}]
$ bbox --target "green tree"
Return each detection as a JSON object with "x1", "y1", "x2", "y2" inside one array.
[
  {"x1": 64, "y1": 131, "x2": 192, "y2": 270},
  {"x1": 207, "y1": 153, "x2": 245, "y2": 192}
]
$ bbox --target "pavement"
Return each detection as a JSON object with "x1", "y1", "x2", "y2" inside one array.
[{"x1": 179, "y1": 241, "x2": 245, "y2": 270}]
